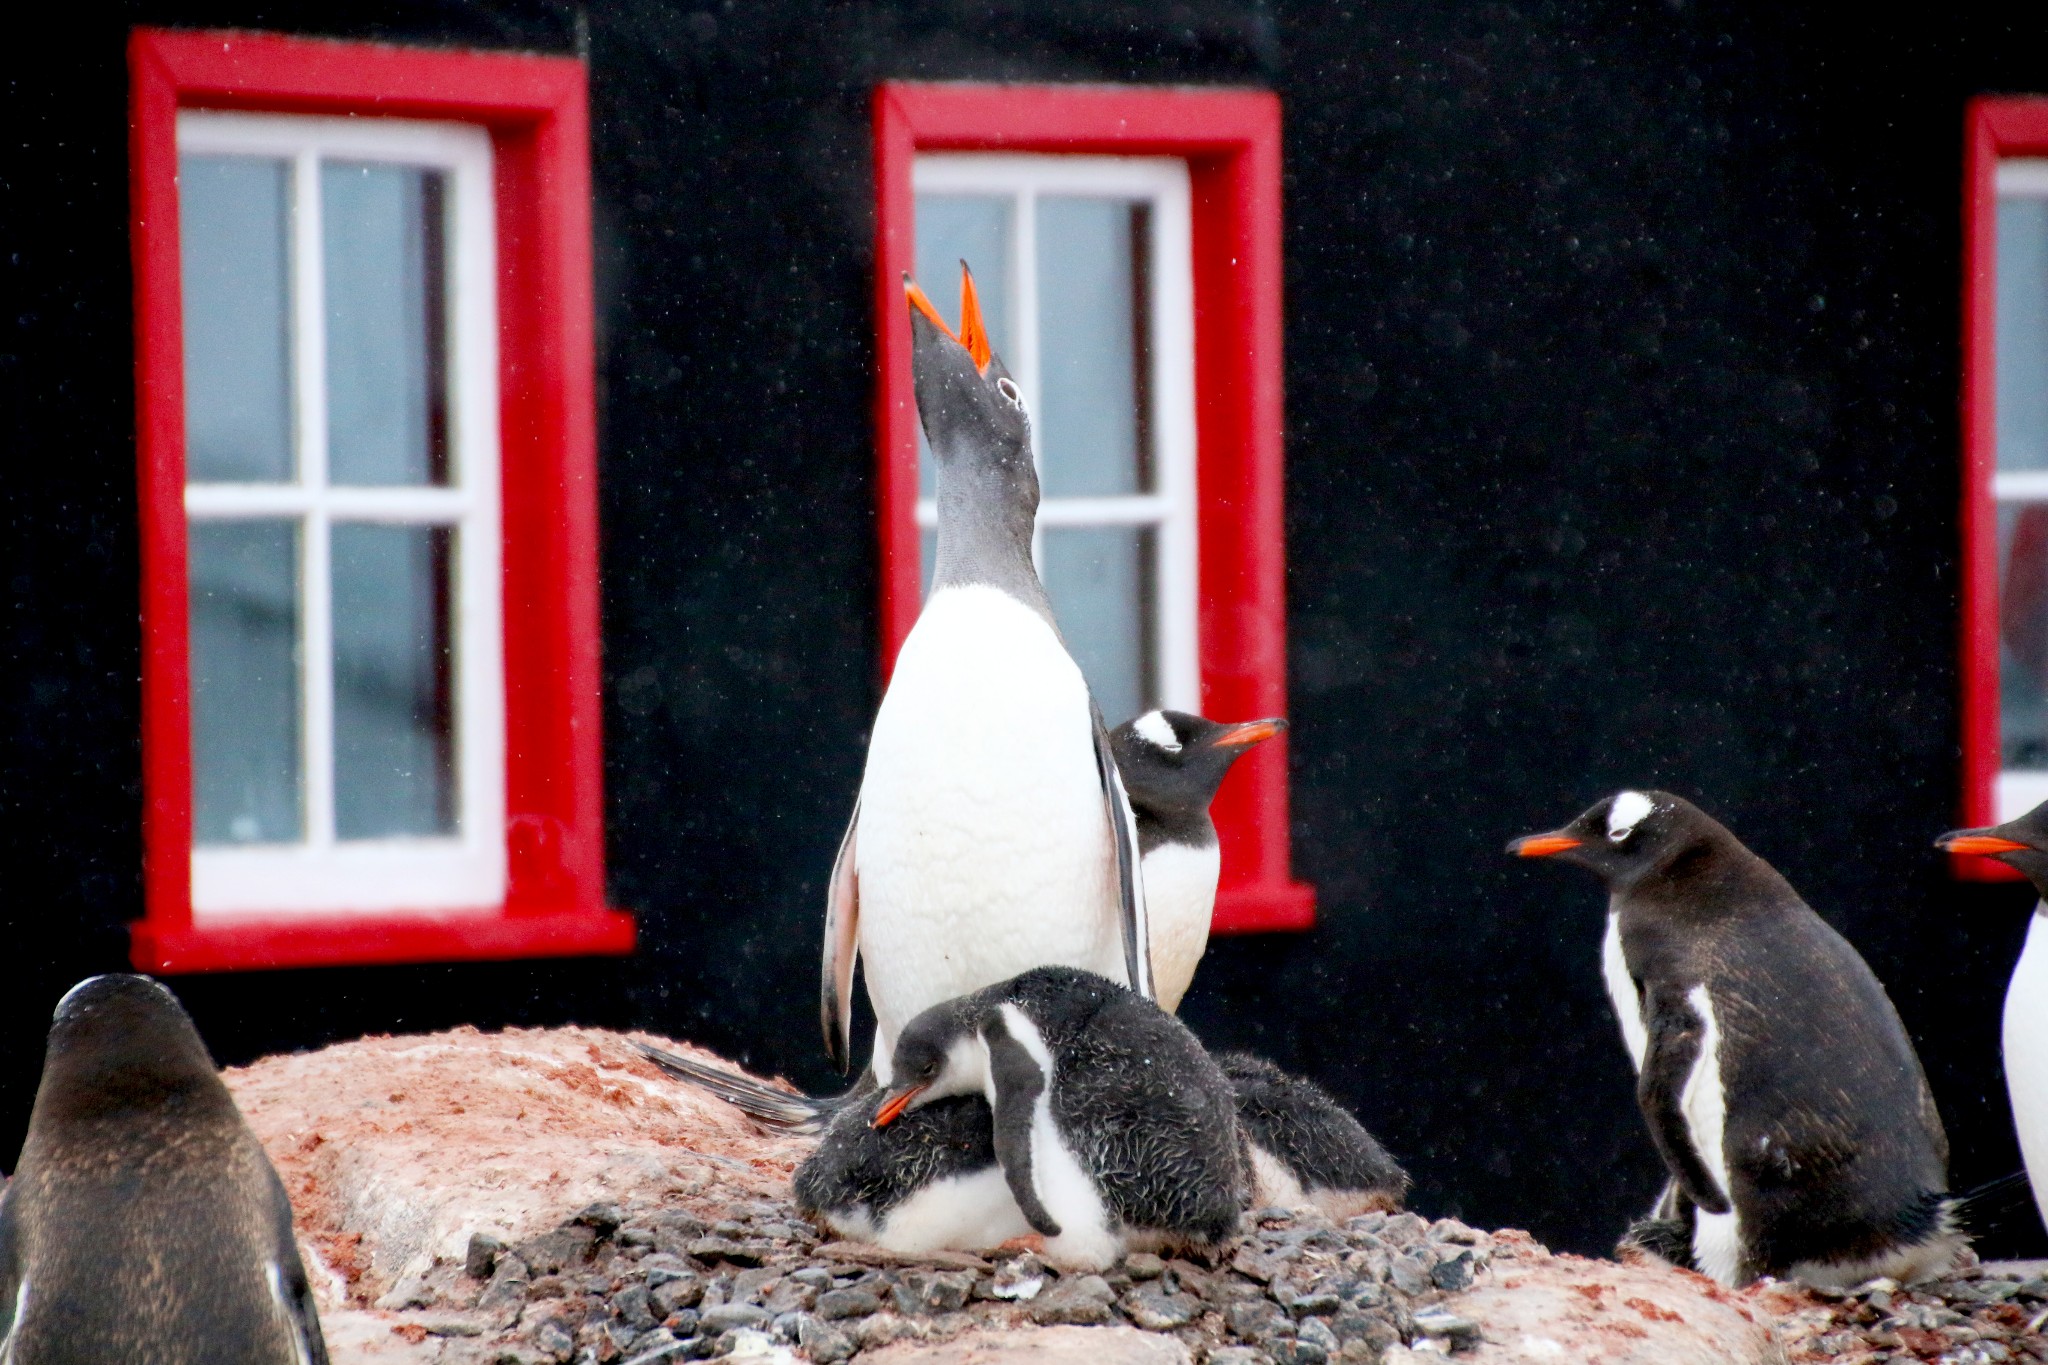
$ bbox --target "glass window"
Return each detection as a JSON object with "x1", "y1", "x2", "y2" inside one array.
[
  {"x1": 910, "y1": 155, "x2": 1199, "y2": 720},
  {"x1": 1997, "y1": 166, "x2": 2048, "y2": 804},
  {"x1": 177, "y1": 110, "x2": 503, "y2": 915}
]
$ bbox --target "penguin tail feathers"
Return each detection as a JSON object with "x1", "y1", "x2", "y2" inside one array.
[
  {"x1": 1948, "y1": 1170, "x2": 2033, "y2": 1237},
  {"x1": 636, "y1": 1042, "x2": 839, "y2": 1134}
]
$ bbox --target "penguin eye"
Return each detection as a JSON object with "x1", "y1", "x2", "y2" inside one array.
[{"x1": 996, "y1": 377, "x2": 1026, "y2": 411}]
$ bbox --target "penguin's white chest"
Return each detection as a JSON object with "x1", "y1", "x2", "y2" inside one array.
[
  {"x1": 1142, "y1": 841, "x2": 1220, "y2": 1013},
  {"x1": 1680, "y1": 983, "x2": 1741, "y2": 1287},
  {"x1": 1602, "y1": 911, "x2": 1649, "y2": 1071},
  {"x1": 2005, "y1": 912, "x2": 2048, "y2": 1229},
  {"x1": 857, "y1": 586, "x2": 1122, "y2": 1048}
]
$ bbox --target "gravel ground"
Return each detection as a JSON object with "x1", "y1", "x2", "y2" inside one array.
[
  {"x1": 1754, "y1": 1260, "x2": 2048, "y2": 1364},
  {"x1": 416, "y1": 1199, "x2": 1494, "y2": 1365}
]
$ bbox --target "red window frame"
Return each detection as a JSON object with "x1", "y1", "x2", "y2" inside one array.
[
  {"x1": 1958, "y1": 97, "x2": 2048, "y2": 881},
  {"x1": 872, "y1": 82, "x2": 1314, "y2": 932},
  {"x1": 128, "y1": 27, "x2": 634, "y2": 969}
]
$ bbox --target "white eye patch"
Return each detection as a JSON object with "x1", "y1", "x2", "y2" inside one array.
[
  {"x1": 996, "y1": 377, "x2": 1027, "y2": 412},
  {"x1": 1132, "y1": 710, "x2": 1181, "y2": 753},
  {"x1": 1607, "y1": 790, "x2": 1654, "y2": 842}
]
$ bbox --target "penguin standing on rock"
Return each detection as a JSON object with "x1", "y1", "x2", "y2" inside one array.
[
  {"x1": 1111, "y1": 710, "x2": 1285, "y2": 1011},
  {"x1": 823, "y1": 265, "x2": 1151, "y2": 1081},
  {"x1": 1935, "y1": 802, "x2": 2048, "y2": 1232},
  {"x1": 873, "y1": 965, "x2": 1245, "y2": 1271},
  {"x1": 1511, "y1": 790, "x2": 1960, "y2": 1288},
  {"x1": 0, "y1": 974, "x2": 328, "y2": 1364}
]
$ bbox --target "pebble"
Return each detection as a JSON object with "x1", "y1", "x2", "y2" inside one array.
[
  {"x1": 1028, "y1": 1273, "x2": 1117, "y2": 1325},
  {"x1": 814, "y1": 1286, "x2": 882, "y2": 1320},
  {"x1": 698, "y1": 1302, "x2": 773, "y2": 1333},
  {"x1": 466, "y1": 1231, "x2": 508, "y2": 1280},
  {"x1": 985, "y1": 1253, "x2": 1048, "y2": 1301},
  {"x1": 1124, "y1": 1281, "x2": 1201, "y2": 1329}
]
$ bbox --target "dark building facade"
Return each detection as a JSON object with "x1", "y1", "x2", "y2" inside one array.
[{"x1": 6, "y1": 0, "x2": 2048, "y2": 1258}]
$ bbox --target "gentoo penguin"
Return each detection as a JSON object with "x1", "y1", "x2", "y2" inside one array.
[
  {"x1": 1510, "y1": 790, "x2": 1960, "y2": 1288},
  {"x1": 0, "y1": 974, "x2": 329, "y2": 1363},
  {"x1": 823, "y1": 266, "x2": 1151, "y2": 1080},
  {"x1": 1110, "y1": 710, "x2": 1285, "y2": 1011},
  {"x1": 1935, "y1": 802, "x2": 2048, "y2": 1234},
  {"x1": 1216, "y1": 1052, "x2": 1408, "y2": 1219},
  {"x1": 792, "y1": 1090, "x2": 1029, "y2": 1254},
  {"x1": 873, "y1": 965, "x2": 1244, "y2": 1271}
]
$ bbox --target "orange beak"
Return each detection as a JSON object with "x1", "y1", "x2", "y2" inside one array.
[
  {"x1": 1509, "y1": 833, "x2": 1583, "y2": 858},
  {"x1": 871, "y1": 1084, "x2": 927, "y2": 1128},
  {"x1": 904, "y1": 265, "x2": 993, "y2": 374},
  {"x1": 1938, "y1": 834, "x2": 2032, "y2": 857},
  {"x1": 1213, "y1": 718, "x2": 1285, "y2": 749}
]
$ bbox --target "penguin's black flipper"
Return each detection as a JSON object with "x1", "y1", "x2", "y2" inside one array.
[
  {"x1": 822, "y1": 799, "x2": 861, "y2": 1073},
  {"x1": 983, "y1": 1016, "x2": 1063, "y2": 1237},
  {"x1": 0, "y1": 1187, "x2": 20, "y2": 1353},
  {"x1": 1637, "y1": 984, "x2": 1733, "y2": 1216},
  {"x1": 637, "y1": 1041, "x2": 862, "y2": 1135},
  {"x1": 1093, "y1": 705, "x2": 1154, "y2": 1002},
  {"x1": 266, "y1": 1174, "x2": 331, "y2": 1365}
]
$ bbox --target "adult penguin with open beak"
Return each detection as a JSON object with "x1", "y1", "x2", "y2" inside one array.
[
  {"x1": 820, "y1": 265, "x2": 1151, "y2": 1083},
  {"x1": 1937, "y1": 803, "x2": 2048, "y2": 1232}
]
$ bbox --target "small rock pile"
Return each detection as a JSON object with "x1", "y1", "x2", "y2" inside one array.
[
  {"x1": 404, "y1": 1198, "x2": 1499, "y2": 1365},
  {"x1": 1756, "y1": 1264, "x2": 2048, "y2": 1364}
]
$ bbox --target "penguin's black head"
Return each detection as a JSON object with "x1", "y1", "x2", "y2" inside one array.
[
  {"x1": 1937, "y1": 800, "x2": 2048, "y2": 892},
  {"x1": 906, "y1": 265, "x2": 1033, "y2": 480},
  {"x1": 1507, "y1": 789, "x2": 1715, "y2": 890},
  {"x1": 872, "y1": 996, "x2": 982, "y2": 1129},
  {"x1": 1111, "y1": 710, "x2": 1285, "y2": 825},
  {"x1": 39, "y1": 973, "x2": 222, "y2": 1122}
]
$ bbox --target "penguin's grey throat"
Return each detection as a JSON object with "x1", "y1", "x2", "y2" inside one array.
[{"x1": 930, "y1": 461, "x2": 1054, "y2": 624}]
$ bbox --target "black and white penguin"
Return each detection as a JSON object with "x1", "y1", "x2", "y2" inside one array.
[
  {"x1": 823, "y1": 266, "x2": 1151, "y2": 1080},
  {"x1": 1216, "y1": 1053, "x2": 1408, "y2": 1219},
  {"x1": 0, "y1": 974, "x2": 329, "y2": 1363},
  {"x1": 1935, "y1": 803, "x2": 2048, "y2": 1234},
  {"x1": 874, "y1": 965, "x2": 1244, "y2": 1271},
  {"x1": 1110, "y1": 710, "x2": 1284, "y2": 1011},
  {"x1": 792, "y1": 1090, "x2": 1028, "y2": 1254},
  {"x1": 1510, "y1": 790, "x2": 1960, "y2": 1288}
]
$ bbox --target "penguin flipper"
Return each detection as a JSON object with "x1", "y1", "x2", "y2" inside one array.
[
  {"x1": 637, "y1": 1041, "x2": 855, "y2": 1135},
  {"x1": 984, "y1": 1018, "x2": 1063, "y2": 1238},
  {"x1": 0, "y1": 1185, "x2": 19, "y2": 1351},
  {"x1": 822, "y1": 799, "x2": 862, "y2": 1073},
  {"x1": 1092, "y1": 706, "x2": 1155, "y2": 1002},
  {"x1": 1638, "y1": 985, "x2": 1733, "y2": 1216}
]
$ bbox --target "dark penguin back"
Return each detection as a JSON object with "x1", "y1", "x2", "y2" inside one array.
[
  {"x1": 793, "y1": 1091, "x2": 996, "y2": 1225},
  {"x1": 1217, "y1": 1052, "x2": 1408, "y2": 1209},
  {"x1": 1620, "y1": 824, "x2": 1950, "y2": 1278},
  {"x1": 998, "y1": 967, "x2": 1246, "y2": 1244},
  {"x1": 1, "y1": 975, "x2": 326, "y2": 1365}
]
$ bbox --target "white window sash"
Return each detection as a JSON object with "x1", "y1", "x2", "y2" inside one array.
[
  {"x1": 911, "y1": 153, "x2": 1201, "y2": 712},
  {"x1": 178, "y1": 111, "x2": 506, "y2": 916}
]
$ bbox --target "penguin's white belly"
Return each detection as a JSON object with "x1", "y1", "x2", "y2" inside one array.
[
  {"x1": 859, "y1": 1168, "x2": 1033, "y2": 1255},
  {"x1": 2005, "y1": 912, "x2": 2048, "y2": 1231},
  {"x1": 1680, "y1": 984, "x2": 1741, "y2": 1286},
  {"x1": 996, "y1": 1004, "x2": 1121, "y2": 1272},
  {"x1": 1603, "y1": 911, "x2": 1648, "y2": 1071},
  {"x1": 1142, "y1": 841, "x2": 1220, "y2": 1013},
  {"x1": 857, "y1": 586, "x2": 1122, "y2": 1055}
]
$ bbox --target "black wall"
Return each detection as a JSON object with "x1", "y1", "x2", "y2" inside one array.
[{"x1": 6, "y1": 0, "x2": 2048, "y2": 1257}]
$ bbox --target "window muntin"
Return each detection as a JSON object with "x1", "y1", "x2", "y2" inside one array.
[
  {"x1": 911, "y1": 154, "x2": 1199, "y2": 724},
  {"x1": 177, "y1": 111, "x2": 504, "y2": 915}
]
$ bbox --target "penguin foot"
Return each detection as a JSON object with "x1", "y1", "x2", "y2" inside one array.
[{"x1": 995, "y1": 1234, "x2": 1048, "y2": 1255}]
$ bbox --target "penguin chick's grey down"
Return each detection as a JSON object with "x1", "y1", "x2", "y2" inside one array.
[
  {"x1": 1936, "y1": 804, "x2": 2048, "y2": 1237},
  {"x1": 1511, "y1": 790, "x2": 1960, "y2": 1289},
  {"x1": 0, "y1": 974, "x2": 329, "y2": 1364},
  {"x1": 822, "y1": 265, "x2": 1151, "y2": 1081},
  {"x1": 1111, "y1": 710, "x2": 1286, "y2": 1012},
  {"x1": 1217, "y1": 1052, "x2": 1409, "y2": 1219},
  {"x1": 874, "y1": 965, "x2": 1244, "y2": 1272}
]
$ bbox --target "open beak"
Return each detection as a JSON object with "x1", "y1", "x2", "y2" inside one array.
[
  {"x1": 1936, "y1": 830, "x2": 2032, "y2": 857},
  {"x1": 1213, "y1": 718, "x2": 1286, "y2": 749},
  {"x1": 871, "y1": 1084, "x2": 927, "y2": 1128},
  {"x1": 1508, "y1": 833, "x2": 1583, "y2": 858},
  {"x1": 904, "y1": 263, "x2": 993, "y2": 374}
]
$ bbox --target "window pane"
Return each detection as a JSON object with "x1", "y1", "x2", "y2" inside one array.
[
  {"x1": 2003, "y1": 504, "x2": 2048, "y2": 768},
  {"x1": 324, "y1": 163, "x2": 449, "y2": 486},
  {"x1": 920, "y1": 526, "x2": 938, "y2": 599},
  {"x1": 1036, "y1": 197, "x2": 1150, "y2": 497},
  {"x1": 332, "y1": 524, "x2": 455, "y2": 839},
  {"x1": 180, "y1": 155, "x2": 294, "y2": 483},
  {"x1": 915, "y1": 194, "x2": 1012, "y2": 500},
  {"x1": 1041, "y1": 525, "x2": 1155, "y2": 725},
  {"x1": 190, "y1": 521, "x2": 302, "y2": 843},
  {"x1": 2001, "y1": 198, "x2": 2048, "y2": 473}
]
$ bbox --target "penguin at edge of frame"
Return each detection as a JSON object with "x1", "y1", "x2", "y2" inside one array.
[
  {"x1": 821, "y1": 264, "x2": 1152, "y2": 1084},
  {"x1": 0, "y1": 974, "x2": 329, "y2": 1365},
  {"x1": 872, "y1": 965, "x2": 1245, "y2": 1272},
  {"x1": 1510, "y1": 789, "x2": 1962, "y2": 1289},
  {"x1": 1215, "y1": 1052, "x2": 1409, "y2": 1220}
]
